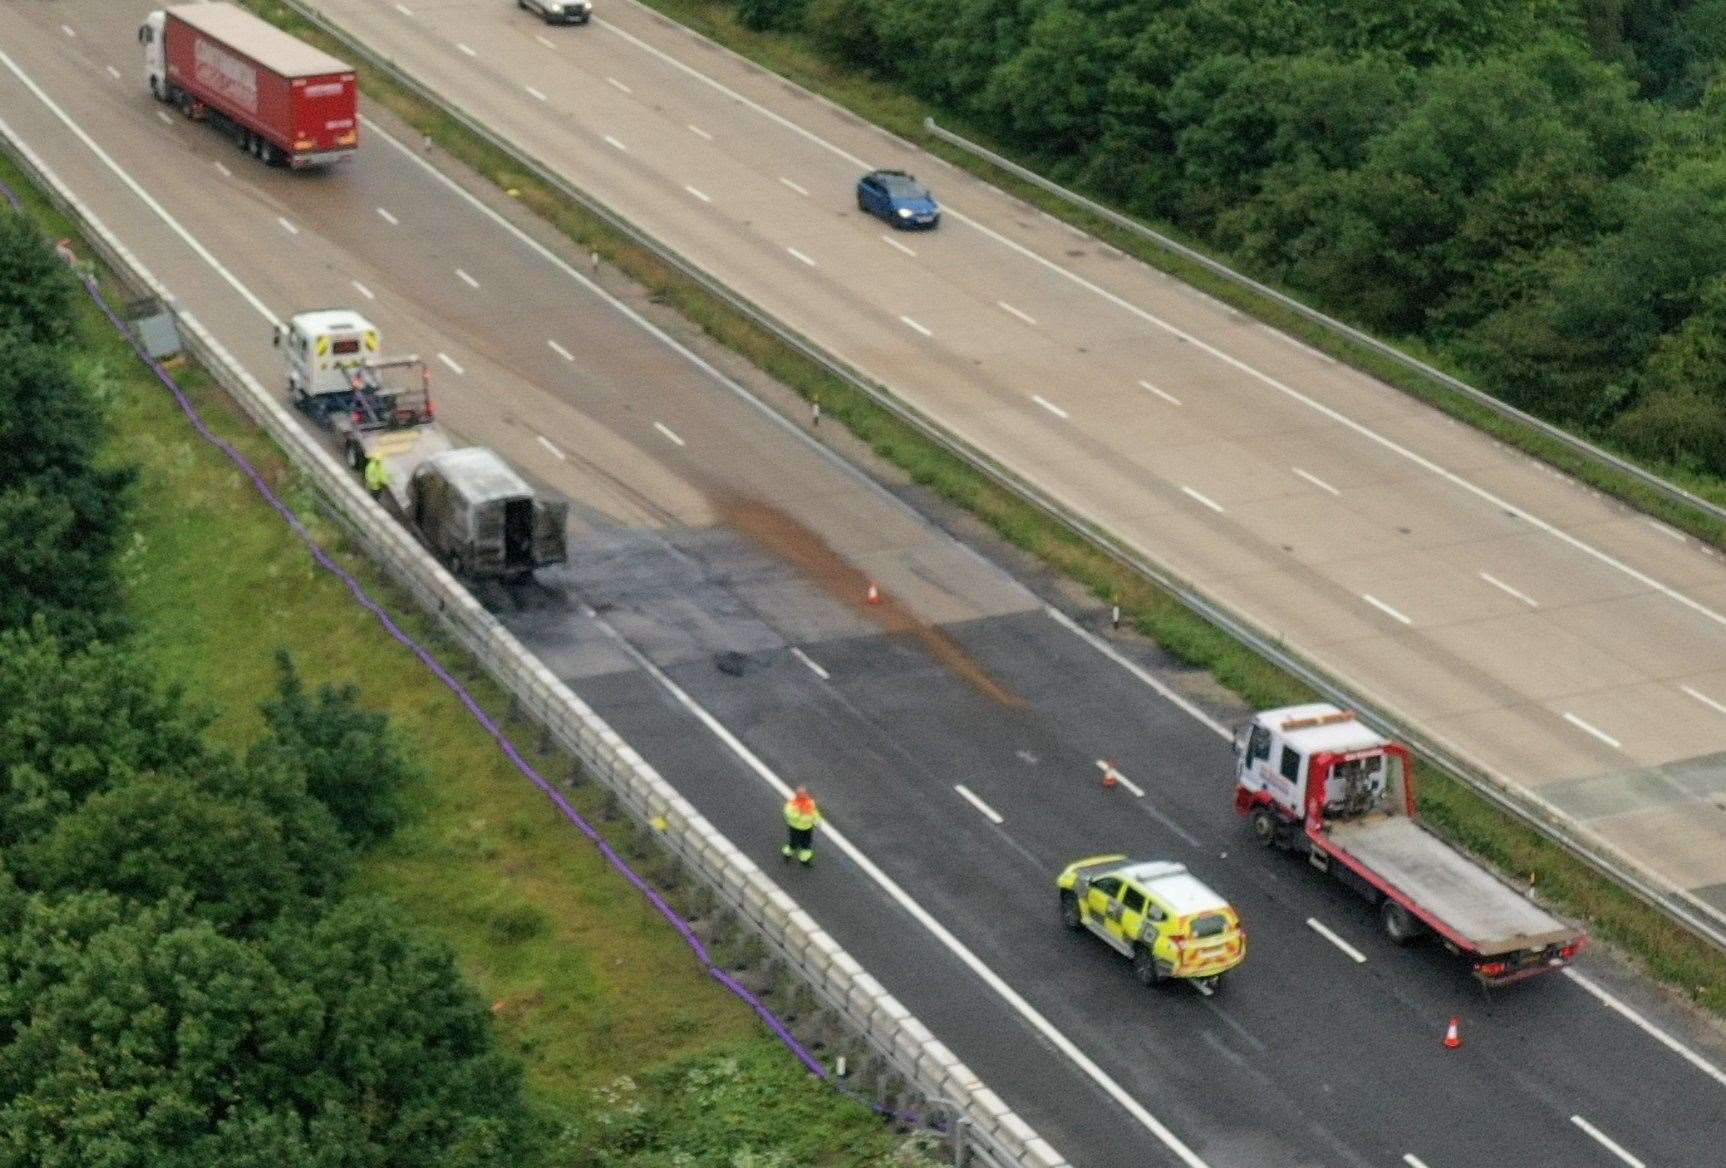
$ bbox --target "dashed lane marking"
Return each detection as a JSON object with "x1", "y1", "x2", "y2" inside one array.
[
  {"x1": 1570, "y1": 1116, "x2": 1645, "y2": 1168},
  {"x1": 1139, "y1": 380, "x2": 1181, "y2": 406},
  {"x1": 275, "y1": 216, "x2": 298, "y2": 235},
  {"x1": 779, "y1": 176, "x2": 809, "y2": 196},
  {"x1": 687, "y1": 123, "x2": 711, "y2": 140},
  {"x1": 998, "y1": 300, "x2": 1037, "y2": 326},
  {"x1": 437, "y1": 352, "x2": 465, "y2": 375},
  {"x1": 1361, "y1": 593, "x2": 1411, "y2": 625},
  {"x1": 376, "y1": 206, "x2": 399, "y2": 225},
  {"x1": 1480, "y1": 571, "x2": 1539, "y2": 608},
  {"x1": 1182, "y1": 485, "x2": 1225, "y2": 514},
  {"x1": 790, "y1": 647, "x2": 829, "y2": 680},
  {"x1": 1094, "y1": 760, "x2": 1144, "y2": 798},
  {"x1": 899, "y1": 315, "x2": 931, "y2": 337},
  {"x1": 351, "y1": 280, "x2": 374, "y2": 300},
  {"x1": 547, "y1": 339, "x2": 574, "y2": 361},
  {"x1": 684, "y1": 185, "x2": 711, "y2": 203},
  {"x1": 653, "y1": 421, "x2": 686, "y2": 447},
  {"x1": 456, "y1": 268, "x2": 479, "y2": 288},
  {"x1": 526, "y1": 86, "x2": 548, "y2": 102},
  {"x1": 881, "y1": 234, "x2": 916, "y2": 257},
  {"x1": 1683, "y1": 685, "x2": 1726, "y2": 720},
  {"x1": 1292, "y1": 467, "x2": 1339, "y2": 496},
  {"x1": 1306, "y1": 918, "x2": 1367, "y2": 964},
  {"x1": 1032, "y1": 395, "x2": 1068, "y2": 420},
  {"x1": 954, "y1": 784, "x2": 1005, "y2": 825},
  {"x1": 536, "y1": 434, "x2": 566, "y2": 461},
  {"x1": 786, "y1": 246, "x2": 816, "y2": 267},
  {"x1": 1562, "y1": 712, "x2": 1621, "y2": 750}
]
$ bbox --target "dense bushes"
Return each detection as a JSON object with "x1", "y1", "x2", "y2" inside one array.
[
  {"x1": 0, "y1": 206, "x2": 536, "y2": 1165},
  {"x1": 739, "y1": 0, "x2": 1726, "y2": 476}
]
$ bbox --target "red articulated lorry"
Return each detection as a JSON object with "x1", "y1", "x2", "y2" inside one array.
[{"x1": 139, "y1": 3, "x2": 357, "y2": 168}]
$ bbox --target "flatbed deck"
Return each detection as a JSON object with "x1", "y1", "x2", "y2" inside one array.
[{"x1": 1327, "y1": 817, "x2": 1576, "y2": 954}]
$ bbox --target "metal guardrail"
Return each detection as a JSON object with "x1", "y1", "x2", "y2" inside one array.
[
  {"x1": 271, "y1": 0, "x2": 1726, "y2": 957},
  {"x1": 922, "y1": 116, "x2": 1726, "y2": 534},
  {"x1": 0, "y1": 116, "x2": 1046, "y2": 1168}
]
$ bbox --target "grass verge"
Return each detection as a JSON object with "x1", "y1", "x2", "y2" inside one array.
[
  {"x1": 0, "y1": 144, "x2": 925, "y2": 1160},
  {"x1": 232, "y1": 3, "x2": 1726, "y2": 1014}
]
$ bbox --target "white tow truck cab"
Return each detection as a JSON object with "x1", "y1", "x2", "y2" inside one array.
[{"x1": 1234, "y1": 704, "x2": 1584, "y2": 985}]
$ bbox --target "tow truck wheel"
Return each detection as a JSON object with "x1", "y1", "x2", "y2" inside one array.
[
  {"x1": 1380, "y1": 898, "x2": 1423, "y2": 946},
  {"x1": 1059, "y1": 891, "x2": 1082, "y2": 932},
  {"x1": 1250, "y1": 808, "x2": 1281, "y2": 848},
  {"x1": 1132, "y1": 944, "x2": 1161, "y2": 987}
]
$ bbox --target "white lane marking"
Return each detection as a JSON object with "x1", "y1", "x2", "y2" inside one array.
[
  {"x1": 0, "y1": 54, "x2": 280, "y2": 325},
  {"x1": 1306, "y1": 918, "x2": 1367, "y2": 964},
  {"x1": 1362, "y1": 593, "x2": 1411, "y2": 625},
  {"x1": 596, "y1": 4, "x2": 1726, "y2": 669},
  {"x1": 1182, "y1": 485, "x2": 1225, "y2": 514},
  {"x1": 900, "y1": 315, "x2": 932, "y2": 337},
  {"x1": 779, "y1": 176, "x2": 809, "y2": 196},
  {"x1": 1563, "y1": 969, "x2": 1726, "y2": 1089},
  {"x1": 1480, "y1": 571, "x2": 1539, "y2": 608},
  {"x1": 275, "y1": 216, "x2": 298, "y2": 235},
  {"x1": 1095, "y1": 760, "x2": 1144, "y2": 798},
  {"x1": 60, "y1": 24, "x2": 76, "y2": 38},
  {"x1": 998, "y1": 300, "x2": 1037, "y2": 326},
  {"x1": 456, "y1": 42, "x2": 477, "y2": 57},
  {"x1": 684, "y1": 184, "x2": 711, "y2": 203},
  {"x1": 437, "y1": 352, "x2": 465, "y2": 375},
  {"x1": 351, "y1": 280, "x2": 375, "y2": 301},
  {"x1": 213, "y1": 161, "x2": 231, "y2": 178},
  {"x1": 376, "y1": 206, "x2": 399, "y2": 225},
  {"x1": 586, "y1": 614, "x2": 1211, "y2": 1168},
  {"x1": 1563, "y1": 712, "x2": 1621, "y2": 750},
  {"x1": 1138, "y1": 380, "x2": 1181, "y2": 406},
  {"x1": 607, "y1": 76, "x2": 632, "y2": 93},
  {"x1": 1644, "y1": 518, "x2": 1687, "y2": 542},
  {"x1": 955, "y1": 784, "x2": 1005, "y2": 825},
  {"x1": 604, "y1": 133, "x2": 627, "y2": 151},
  {"x1": 1570, "y1": 1116, "x2": 1645, "y2": 1168},
  {"x1": 880, "y1": 233, "x2": 917, "y2": 257},
  {"x1": 456, "y1": 267, "x2": 480, "y2": 288},
  {"x1": 653, "y1": 421, "x2": 686, "y2": 447},
  {"x1": 1292, "y1": 467, "x2": 1339, "y2": 496},
  {"x1": 394, "y1": 3, "x2": 413, "y2": 15},
  {"x1": 790, "y1": 646, "x2": 829, "y2": 680},
  {"x1": 536, "y1": 434, "x2": 567, "y2": 461},
  {"x1": 1683, "y1": 685, "x2": 1726, "y2": 719},
  {"x1": 1045, "y1": 607, "x2": 1232, "y2": 740},
  {"x1": 1404, "y1": 1156, "x2": 1431, "y2": 1168},
  {"x1": 535, "y1": 34, "x2": 557, "y2": 49},
  {"x1": 786, "y1": 246, "x2": 816, "y2": 267},
  {"x1": 547, "y1": 338, "x2": 574, "y2": 361},
  {"x1": 155, "y1": 109, "x2": 175, "y2": 126},
  {"x1": 687, "y1": 123, "x2": 712, "y2": 140},
  {"x1": 526, "y1": 86, "x2": 548, "y2": 102},
  {"x1": 1032, "y1": 395, "x2": 1068, "y2": 420},
  {"x1": 105, "y1": 65, "x2": 120, "y2": 81}
]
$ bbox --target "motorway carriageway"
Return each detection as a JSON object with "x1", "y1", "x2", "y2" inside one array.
[
  {"x1": 4, "y1": 4, "x2": 1725, "y2": 1165},
  {"x1": 306, "y1": 0, "x2": 1726, "y2": 924}
]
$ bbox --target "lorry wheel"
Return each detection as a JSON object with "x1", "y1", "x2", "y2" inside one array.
[
  {"x1": 1132, "y1": 945, "x2": 1161, "y2": 987},
  {"x1": 1250, "y1": 808, "x2": 1281, "y2": 849},
  {"x1": 1380, "y1": 899, "x2": 1424, "y2": 946},
  {"x1": 1059, "y1": 891, "x2": 1082, "y2": 932}
]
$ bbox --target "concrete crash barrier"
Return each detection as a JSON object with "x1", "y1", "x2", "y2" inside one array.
[{"x1": 0, "y1": 114, "x2": 1060, "y2": 1168}]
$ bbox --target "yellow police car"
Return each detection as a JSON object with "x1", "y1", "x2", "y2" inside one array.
[{"x1": 1058, "y1": 855, "x2": 1245, "y2": 995}]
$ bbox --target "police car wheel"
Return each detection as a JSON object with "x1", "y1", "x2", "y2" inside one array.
[
  {"x1": 1059, "y1": 891, "x2": 1082, "y2": 932},
  {"x1": 1132, "y1": 945, "x2": 1160, "y2": 986}
]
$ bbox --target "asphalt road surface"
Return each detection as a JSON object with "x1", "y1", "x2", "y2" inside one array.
[
  {"x1": 296, "y1": 0, "x2": 1726, "y2": 925},
  {"x1": 5, "y1": 4, "x2": 1726, "y2": 1165}
]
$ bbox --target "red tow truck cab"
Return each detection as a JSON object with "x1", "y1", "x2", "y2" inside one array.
[
  {"x1": 1234, "y1": 704, "x2": 1585, "y2": 986},
  {"x1": 141, "y1": 3, "x2": 357, "y2": 169}
]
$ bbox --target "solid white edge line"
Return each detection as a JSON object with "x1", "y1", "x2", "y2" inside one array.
[
  {"x1": 779, "y1": 176, "x2": 809, "y2": 196},
  {"x1": 687, "y1": 123, "x2": 712, "y2": 140},
  {"x1": 789, "y1": 646, "x2": 829, "y2": 680},
  {"x1": 0, "y1": 55, "x2": 281, "y2": 325},
  {"x1": 653, "y1": 421, "x2": 686, "y2": 447},
  {"x1": 376, "y1": 206, "x2": 399, "y2": 225},
  {"x1": 1094, "y1": 760, "x2": 1144, "y2": 798},
  {"x1": 456, "y1": 267, "x2": 479, "y2": 288},
  {"x1": 786, "y1": 246, "x2": 816, "y2": 267},
  {"x1": 586, "y1": 614, "x2": 1204, "y2": 1166},
  {"x1": 1361, "y1": 593, "x2": 1411, "y2": 625},
  {"x1": 1032, "y1": 395, "x2": 1068, "y2": 420},
  {"x1": 684, "y1": 184, "x2": 711, "y2": 203},
  {"x1": 899, "y1": 314, "x2": 931, "y2": 337},
  {"x1": 1306, "y1": 918, "x2": 1368, "y2": 964},
  {"x1": 1479, "y1": 571, "x2": 1539, "y2": 608},
  {"x1": 1562, "y1": 712, "x2": 1622, "y2": 750},
  {"x1": 1644, "y1": 518, "x2": 1687, "y2": 542},
  {"x1": 1181, "y1": 485, "x2": 1224, "y2": 514},
  {"x1": 1138, "y1": 379, "x2": 1182, "y2": 406},
  {"x1": 954, "y1": 783, "x2": 1005, "y2": 825},
  {"x1": 437, "y1": 352, "x2": 464, "y2": 375},
  {"x1": 1682, "y1": 685, "x2": 1726, "y2": 719},
  {"x1": 547, "y1": 338, "x2": 574, "y2": 361},
  {"x1": 1562, "y1": 969, "x2": 1726, "y2": 1090},
  {"x1": 351, "y1": 280, "x2": 374, "y2": 301},
  {"x1": 1291, "y1": 466, "x2": 1339, "y2": 496},
  {"x1": 1044, "y1": 607, "x2": 1232, "y2": 740},
  {"x1": 602, "y1": 0, "x2": 1726, "y2": 659},
  {"x1": 1569, "y1": 1116, "x2": 1646, "y2": 1168},
  {"x1": 998, "y1": 300, "x2": 1036, "y2": 325},
  {"x1": 536, "y1": 434, "x2": 566, "y2": 461}
]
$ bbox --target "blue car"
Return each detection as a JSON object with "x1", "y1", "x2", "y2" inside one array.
[{"x1": 856, "y1": 169, "x2": 941, "y2": 229}]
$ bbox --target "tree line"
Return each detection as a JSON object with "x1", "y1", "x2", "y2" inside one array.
[
  {"x1": 735, "y1": 0, "x2": 1726, "y2": 476},
  {"x1": 0, "y1": 211, "x2": 536, "y2": 1165}
]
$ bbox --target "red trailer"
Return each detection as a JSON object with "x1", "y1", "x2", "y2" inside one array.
[{"x1": 140, "y1": 3, "x2": 357, "y2": 168}]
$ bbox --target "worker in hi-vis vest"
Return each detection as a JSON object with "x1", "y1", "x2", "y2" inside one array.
[
  {"x1": 782, "y1": 786, "x2": 820, "y2": 867},
  {"x1": 364, "y1": 456, "x2": 390, "y2": 497}
]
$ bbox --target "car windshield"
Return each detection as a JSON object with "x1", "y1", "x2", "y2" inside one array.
[
  {"x1": 1188, "y1": 913, "x2": 1230, "y2": 939},
  {"x1": 881, "y1": 176, "x2": 927, "y2": 200}
]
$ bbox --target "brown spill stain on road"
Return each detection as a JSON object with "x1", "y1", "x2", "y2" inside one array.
[{"x1": 716, "y1": 495, "x2": 1027, "y2": 710}]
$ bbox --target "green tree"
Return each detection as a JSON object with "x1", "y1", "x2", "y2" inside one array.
[
  {"x1": 0, "y1": 212, "x2": 76, "y2": 348},
  {"x1": 1611, "y1": 276, "x2": 1726, "y2": 472},
  {"x1": 0, "y1": 336, "x2": 112, "y2": 490}
]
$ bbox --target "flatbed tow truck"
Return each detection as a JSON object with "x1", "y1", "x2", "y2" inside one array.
[{"x1": 1235, "y1": 703, "x2": 1585, "y2": 986}]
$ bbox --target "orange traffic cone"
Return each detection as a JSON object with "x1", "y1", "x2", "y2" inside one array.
[
  {"x1": 1443, "y1": 1017, "x2": 1461, "y2": 1049},
  {"x1": 1101, "y1": 761, "x2": 1119, "y2": 790},
  {"x1": 865, "y1": 582, "x2": 881, "y2": 605}
]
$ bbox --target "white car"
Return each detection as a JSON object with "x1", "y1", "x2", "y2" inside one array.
[{"x1": 519, "y1": 0, "x2": 591, "y2": 24}]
